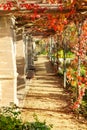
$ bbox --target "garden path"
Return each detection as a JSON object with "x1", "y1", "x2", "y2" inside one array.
[{"x1": 20, "y1": 55, "x2": 87, "y2": 130}]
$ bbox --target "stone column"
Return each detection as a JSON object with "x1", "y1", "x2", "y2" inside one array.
[{"x1": 0, "y1": 16, "x2": 18, "y2": 106}]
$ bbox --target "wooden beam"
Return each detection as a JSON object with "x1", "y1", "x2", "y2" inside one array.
[{"x1": 0, "y1": 3, "x2": 87, "y2": 16}]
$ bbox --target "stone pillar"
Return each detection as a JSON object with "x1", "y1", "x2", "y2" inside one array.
[{"x1": 0, "y1": 16, "x2": 18, "y2": 106}]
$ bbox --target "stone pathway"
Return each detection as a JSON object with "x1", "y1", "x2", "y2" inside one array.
[{"x1": 20, "y1": 55, "x2": 87, "y2": 130}]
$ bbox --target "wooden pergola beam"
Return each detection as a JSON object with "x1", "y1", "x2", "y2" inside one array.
[{"x1": 0, "y1": 3, "x2": 87, "y2": 16}]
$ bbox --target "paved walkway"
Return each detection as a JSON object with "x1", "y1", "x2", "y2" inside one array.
[{"x1": 20, "y1": 55, "x2": 87, "y2": 130}]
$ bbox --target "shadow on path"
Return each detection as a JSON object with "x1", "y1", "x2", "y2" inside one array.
[{"x1": 21, "y1": 55, "x2": 87, "y2": 130}]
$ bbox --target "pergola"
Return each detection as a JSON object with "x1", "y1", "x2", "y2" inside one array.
[
  {"x1": 0, "y1": 0, "x2": 86, "y2": 84},
  {"x1": 0, "y1": 0, "x2": 87, "y2": 106}
]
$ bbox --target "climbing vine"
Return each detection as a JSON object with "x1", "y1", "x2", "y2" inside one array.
[
  {"x1": 66, "y1": 19, "x2": 87, "y2": 111},
  {"x1": 0, "y1": 0, "x2": 87, "y2": 116}
]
